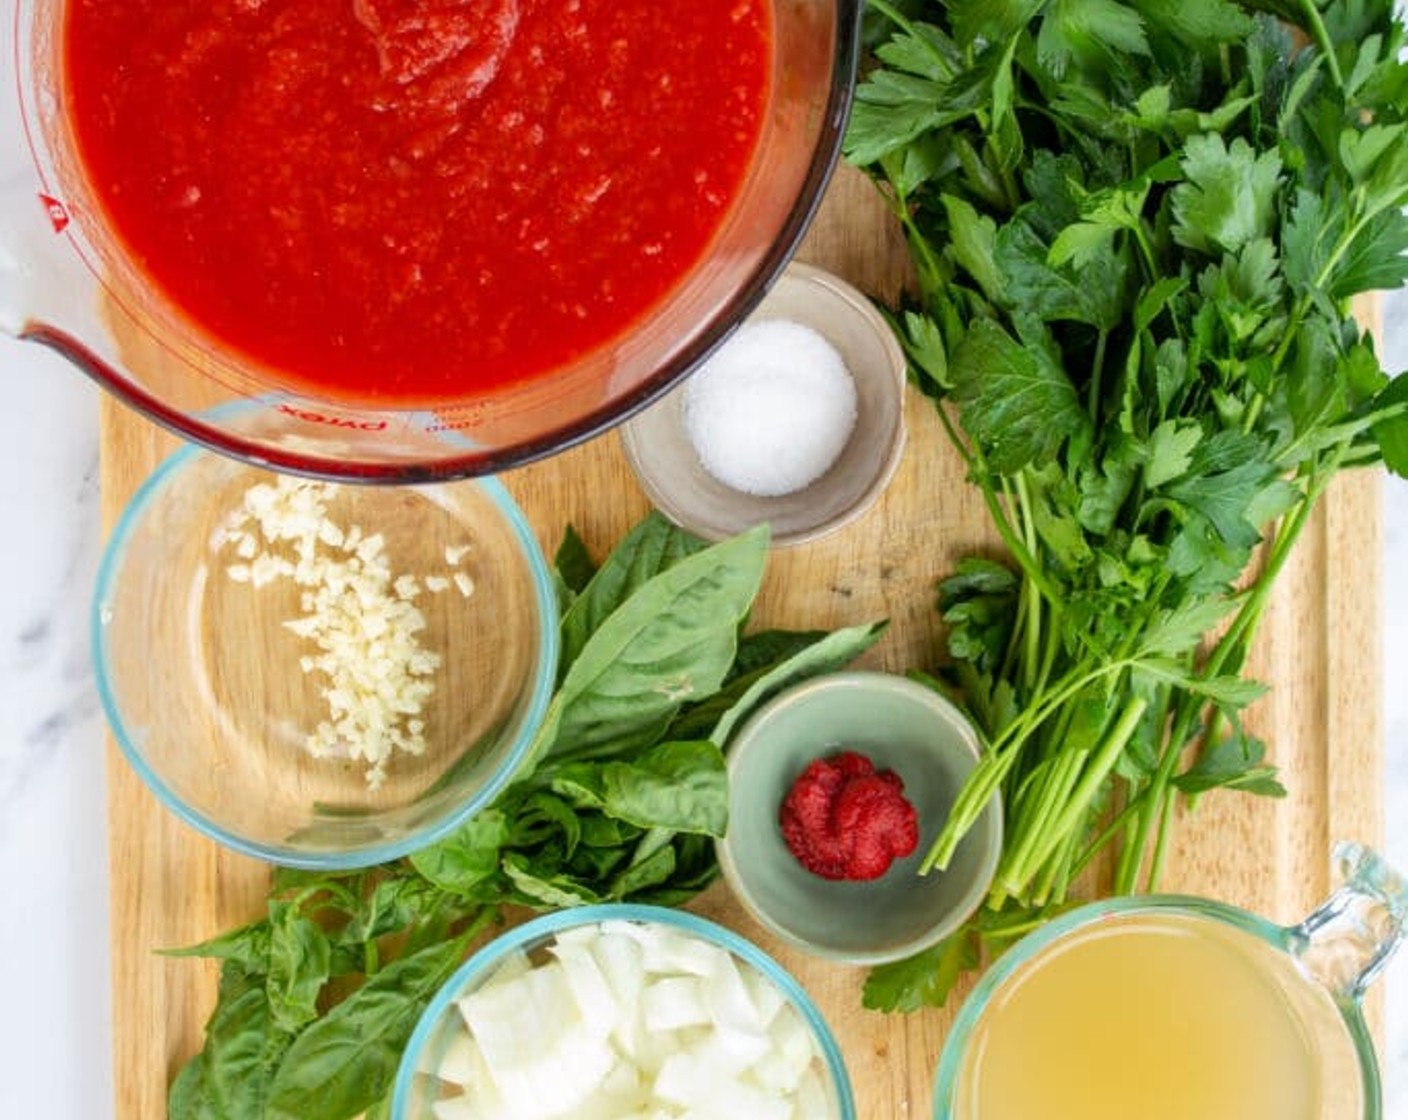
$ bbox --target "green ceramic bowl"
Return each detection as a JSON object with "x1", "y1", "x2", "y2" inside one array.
[{"x1": 716, "y1": 671, "x2": 1002, "y2": 965}]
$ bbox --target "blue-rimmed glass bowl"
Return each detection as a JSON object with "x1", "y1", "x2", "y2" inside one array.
[
  {"x1": 932, "y1": 843, "x2": 1408, "y2": 1119},
  {"x1": 393, "y1": 904, "x2": 856, "y2": 1119},
  {"x1": 92, "y1": 444, "x2": 558, "y2": 868}
]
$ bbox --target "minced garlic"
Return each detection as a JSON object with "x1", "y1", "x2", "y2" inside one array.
[{"x1": 212, "y1": 477, "x2": 474, "y2": 789}]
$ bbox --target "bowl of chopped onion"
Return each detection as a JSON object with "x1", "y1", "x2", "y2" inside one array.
[
  {"x1": 92, "y1": 444, "x2": 558, "y2": 868},
  {"x1": 392, "y1": 904, "x2": 856, "y2": 1120}
]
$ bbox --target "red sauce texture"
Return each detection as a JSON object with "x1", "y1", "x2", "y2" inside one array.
[
  {"x1": 63, "y1": 0, "x2": 771, "y2": 403},
  {"x1": 779, "y1": 750, "x2": 920, "y2": 882}
]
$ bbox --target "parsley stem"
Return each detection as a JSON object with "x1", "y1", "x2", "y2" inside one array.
[
  {"x1": 1213, "y1": 454, "x2": 1340, "y2": 668},
  {"x1": 924, "y1": 657, "x2": 1137, "y2": 873},
  {"x1": 1031, "y1": 697, "x2": 1147, "y2": 884},
  {"x1": 1032, "y1": 826, "x2": 1081, "y2": 906},
  {"x1": 1123, "y1": 450, "x2": 1344, "y2": 894},
  {"x1": 1075, "y1": 793, "x2": 1145, "y2": 879},
  {"x1": 1266, "y1": 206, "x2": 1375, "y2": 397},
  {"x1": 1313, "y1": 209, "x2": 1374, "y2": 293},
  {"x1": 1296, "y1": 0, "x2": 1345, "y2": 90},
  {"x1": 1146, "y1": 781, "x2": 1180, "y2": 890},
  {"x1": 1013, "y1": 473, "x2": 1043, "y2": 694},
  {"x1": 1087, "y1": 329, "x2": 1109, "y2": 417},
  {"x1": 901, "y1": 209, "x2": 949, "y2": 306},
  {"x1": 974, "y1": 470, "x2": 1063, "y2": 604},
  {"x1": 1117, "y1": 660, "x2": 1196, "y2": 894},
  {"x1": 996, "y1": 748, "x2": 1088, "y2": 900}
]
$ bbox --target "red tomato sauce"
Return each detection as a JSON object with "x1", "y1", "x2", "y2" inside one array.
[{"x1": 62, "y1": 0, "x2": 772, "y2": 404}]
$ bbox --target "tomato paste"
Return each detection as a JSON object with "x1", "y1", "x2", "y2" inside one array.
[
  {"x1": 62, "y1": 0, "x2": 771, "y2": 403},
  {"x1": 779, "y1": 750, "x2": 920, "y2": 881}
]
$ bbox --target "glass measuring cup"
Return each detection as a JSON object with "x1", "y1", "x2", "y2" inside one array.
[
  {"x1": 933, "y1": 842, "x2": 1408, "y2": 1120},
  {"x1": 1, "y1": 0, "x2": 860, "y2": 482}
]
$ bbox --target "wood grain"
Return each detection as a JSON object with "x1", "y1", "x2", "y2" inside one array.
[{"x1": 99, "y1": 163, "x2": 1384, "y2": 1120}]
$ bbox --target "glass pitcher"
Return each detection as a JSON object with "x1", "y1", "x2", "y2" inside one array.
[
  {"x1": 934, "y1": 842, "x2": 1407, "y2": 1120},
  {"x1": 0, "y1": 0, "x2": 860, "y2": 482}
]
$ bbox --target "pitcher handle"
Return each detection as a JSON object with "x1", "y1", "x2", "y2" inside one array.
[
  {"x1": 1, "y1": 0, "x2": 112, "y2": 344},
  {"x1": 1289, "y1": 841, "x2": 1408, "y2": 1003}
]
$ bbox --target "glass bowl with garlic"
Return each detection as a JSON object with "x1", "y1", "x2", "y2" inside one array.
[{"x1": 93, "y1": 445, "x2": 558, "y2": 868}]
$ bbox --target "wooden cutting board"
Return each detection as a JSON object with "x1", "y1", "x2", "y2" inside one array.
[{"x1": 99, "y1": 164, "x2": 1384, "y2": 1120}]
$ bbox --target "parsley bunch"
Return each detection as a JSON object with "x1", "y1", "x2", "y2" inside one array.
[{"x1": 847, "y1": 0, "x2": 1408, "y2": 1009}]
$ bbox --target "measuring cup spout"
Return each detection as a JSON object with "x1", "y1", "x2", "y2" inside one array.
[{"x1": 1290, "y1": 841, "x2": 1408, "y2": 1002}]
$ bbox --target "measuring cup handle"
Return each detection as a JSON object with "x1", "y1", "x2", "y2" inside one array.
[{"x1": 1290, "y1": 841, "x2": 1408, "y2": 1002}]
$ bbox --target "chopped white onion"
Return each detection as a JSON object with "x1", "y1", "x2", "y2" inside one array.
[{"x1": 432, "y1": 922, "x2": 833, "y2": 1120}]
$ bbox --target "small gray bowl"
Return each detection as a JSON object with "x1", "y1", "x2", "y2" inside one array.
[
  {"x1": 716, "y1": 671, "x2": 1002, "y2": 966},
  {"x1": 620, "y1": 261, "x2": 906, "y2": 548}
]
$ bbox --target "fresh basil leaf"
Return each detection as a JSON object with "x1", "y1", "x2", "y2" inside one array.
[
  {"x1": 602, "y1": 740, "x2": 729, "y2": 836},
  {"x1": 553, "y1": 524, "x2": 597, "y2": 597},
  {"x1": 410, "y1": 809, "x2": 510, "y2": 896},
  {"x1": 502, "y1": 854, "x2": 601, "y2": 908},
  {"x1": 728, "y1": 628, "x2": 826, "y2": 679},
  {"x1": 340, "y1": 878, "x2": 442, "y2": 946},
  {"x1": 609, "y1": 840, "x2": 679, "y2": 899},
  {"x1": 364, "y1": 1095, "x2": 394, "y2": 1120},
  {"x1": 550, "y1": 524, "x2": 769, "y2": 752},
  {"x1": 264, "y1": 937, "x2": 469, "y2": 1120},
  {"x1": 161, "y1": 921, "x2": 271, "y2": 972},
  {"x1": 270, "y1": 867, "x2": 361, "y2": 895},
  {"x1": 266, "y1": 905, "x2": 332, "y2": 1034},
  {"x1": 517, "y1": 791, "x2": 584, "y2": 858},
  {"x1": 567, "y1": 837, "x2": 630, "y2": 882},
  {"x1": 557, "y1": 512, "x2": 708, "y2": 681},
  {"x1": 578, "y1": 814, "x2": 641, "y2": 848},
  {"x1": 189, "y1": 964, "x2": 294, "y2": 1120},
  {"x1": 546, "y1": 763, "x2": 608, "y2": 810},
  {"x1": 167, "y1": 1054, "x2": 208, "y2": 1120},
  {"x1": 709, "y1": 621, "x2": 888, "y2": 747}
]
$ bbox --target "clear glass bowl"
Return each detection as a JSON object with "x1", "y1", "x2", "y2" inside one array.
[
  {"x1": 3, "y1": 0, "x2": 862, "y2": 482},
  {"x1": 92, "y1": 445, "x2": 558, "y2": 868},
  {"x1": 393, "y1": 904, "x2": 857, "y2": 1120},
  {"x1": 932, "y1": 843, "x2": 1408, "y2": 1120}
]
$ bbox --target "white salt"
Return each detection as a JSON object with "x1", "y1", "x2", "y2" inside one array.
[{"x1": 682, "y1": 319, "x2": 858, "y2": 497}]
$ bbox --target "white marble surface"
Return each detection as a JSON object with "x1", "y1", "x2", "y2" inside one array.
[{"x1": 0, "y1": 301, "x2": 1404, "y2": 1116}]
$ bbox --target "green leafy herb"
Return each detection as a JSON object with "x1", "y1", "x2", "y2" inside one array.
[
  {"x1": 167, "y1": 512, "x2": 885, "y2": 1119},
  {"x1": 848, "y1": 0, "x2": 1406, "y2": 1011}
]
